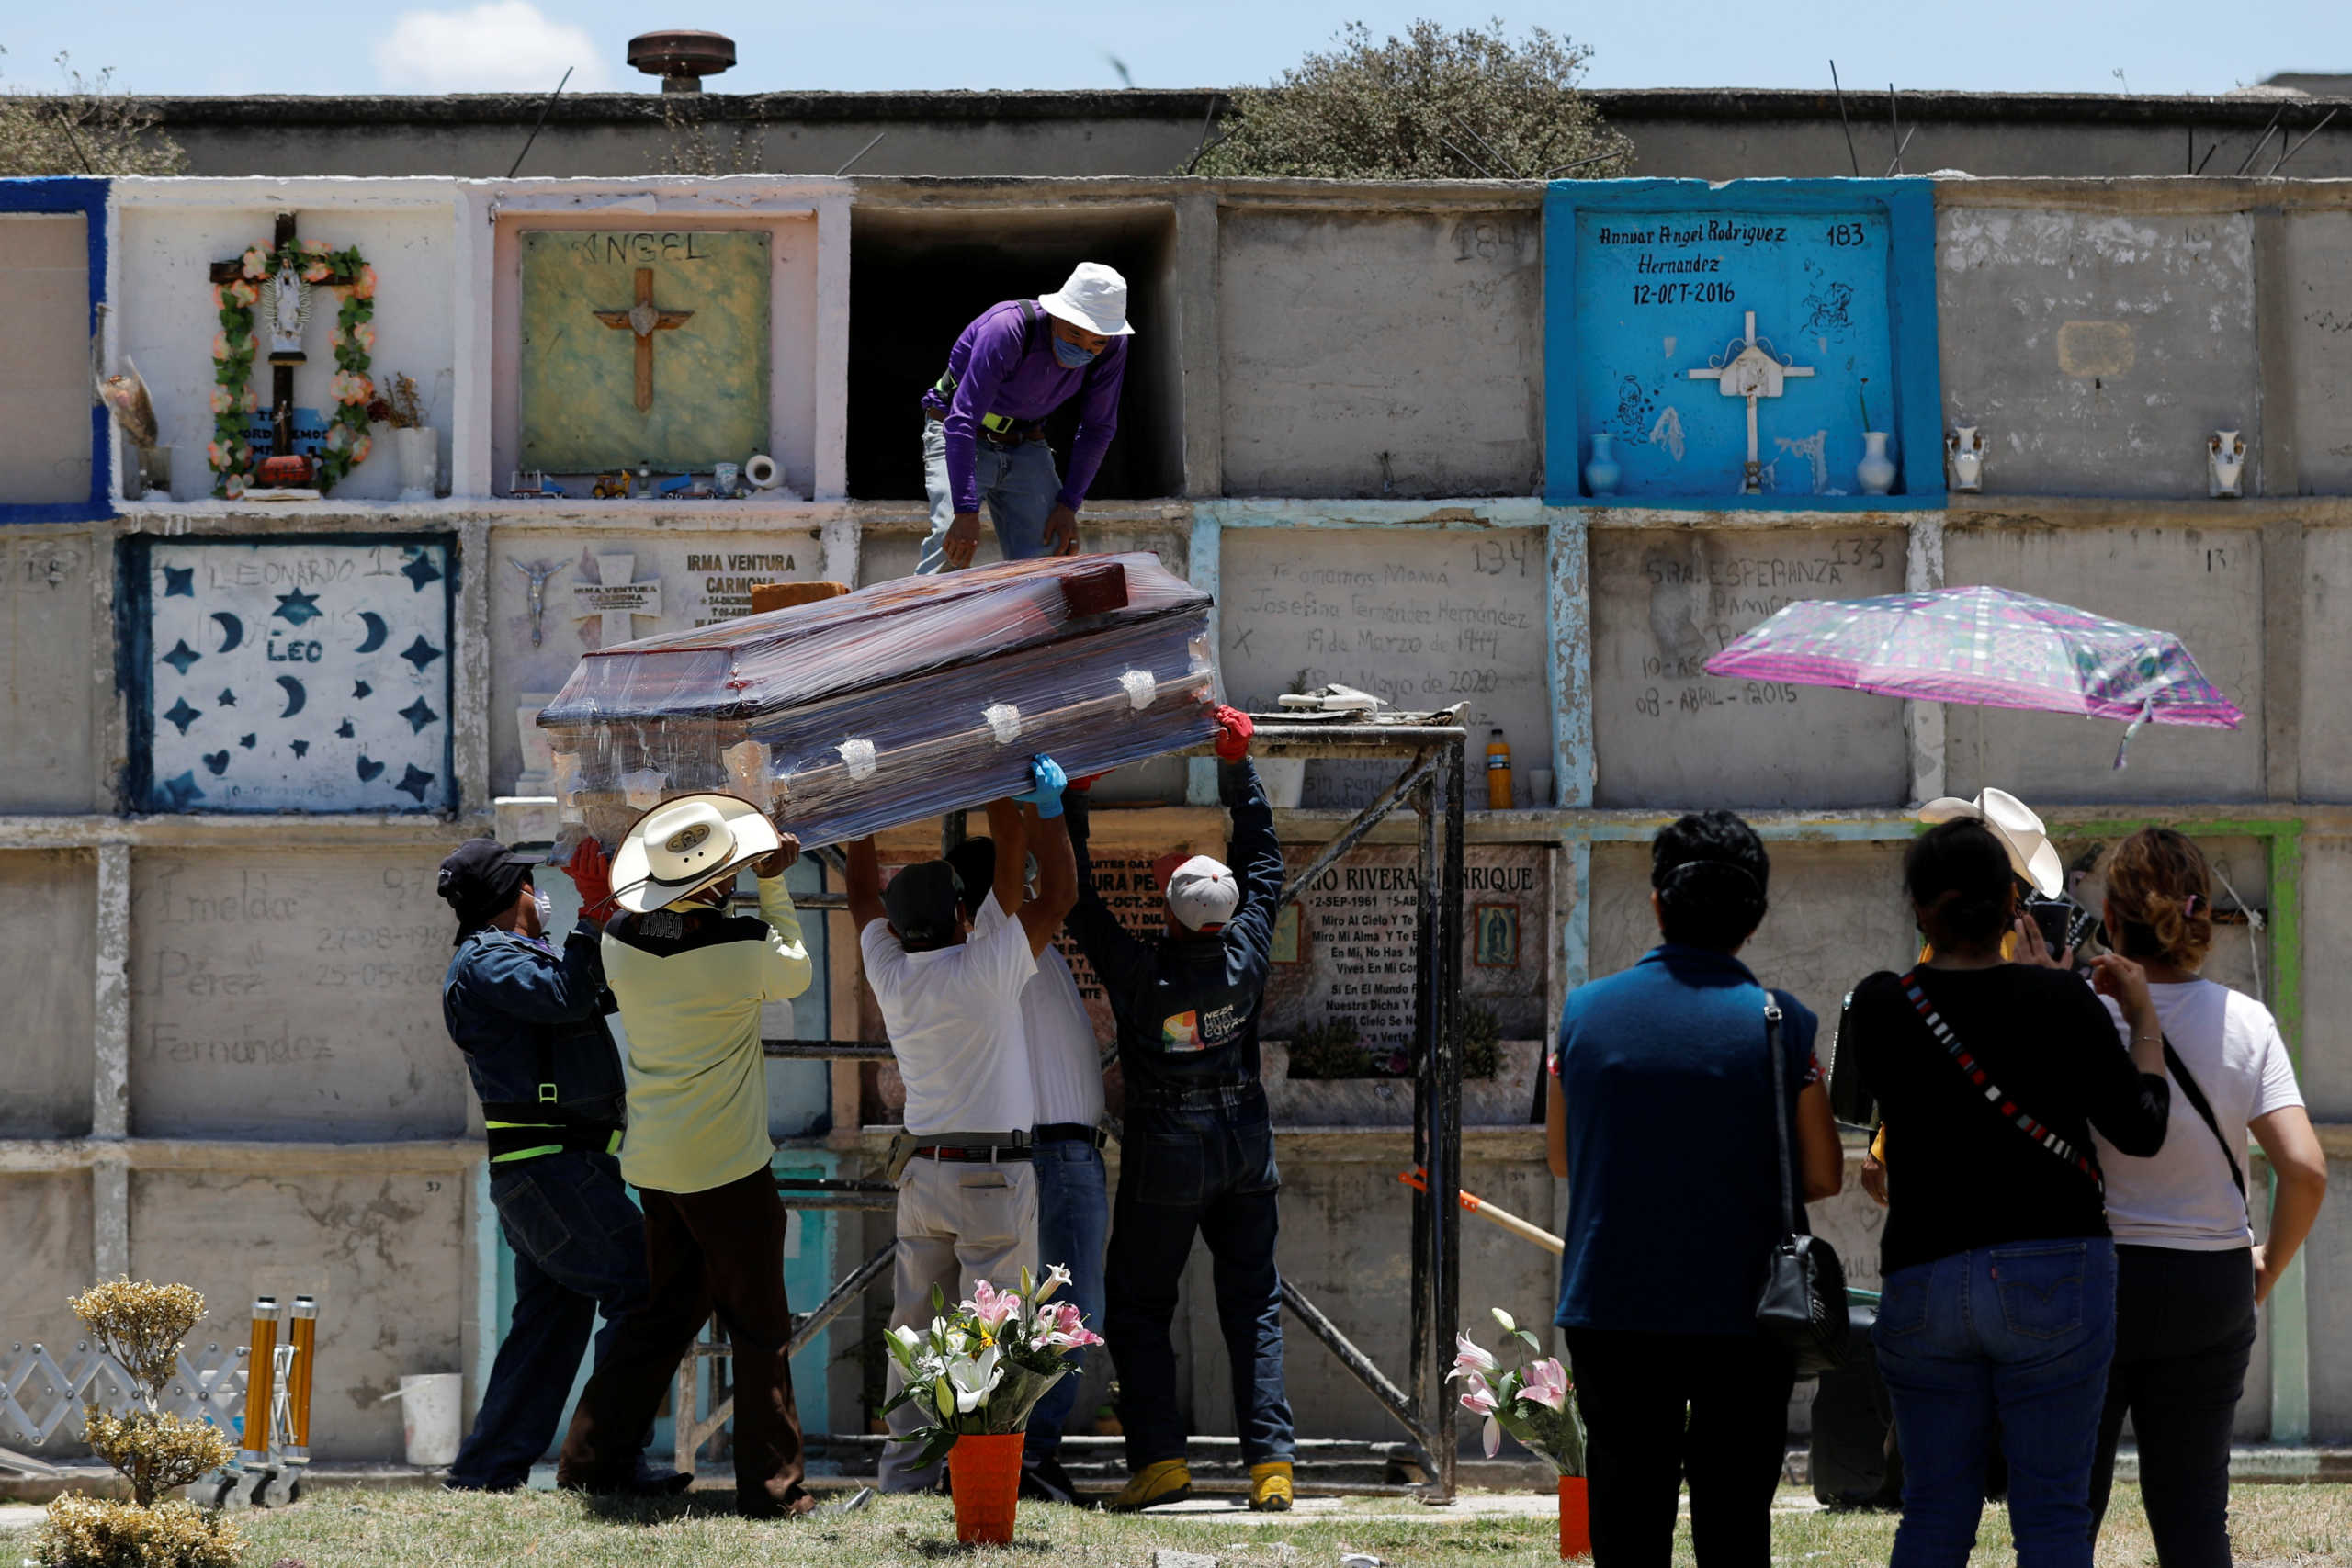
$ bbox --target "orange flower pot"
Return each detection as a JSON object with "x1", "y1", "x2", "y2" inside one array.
[
  {"x1": 949, "y1": 1431, "x2": 1025, "y2": 1545},
  {"x1": 1557, "y1": 1474, "x2": 1591, "y2": 1560}
]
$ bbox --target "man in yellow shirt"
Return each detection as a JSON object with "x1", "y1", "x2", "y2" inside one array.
[{"x1": 552, "y1": 793, "x2": 817, "y2": 1519}]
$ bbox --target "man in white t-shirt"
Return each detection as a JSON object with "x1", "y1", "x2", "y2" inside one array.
[
  {"x1": 847, "y1": 757, "x2": 1076, "y2": 1494},
  {"x1": 946, "y1": 834, "x2": 1105, "y2": 1505}
]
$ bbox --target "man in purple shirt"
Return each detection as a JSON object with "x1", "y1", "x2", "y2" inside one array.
[{"x1": 919, "y1": 262, "x2": 1132, "y2": 573}]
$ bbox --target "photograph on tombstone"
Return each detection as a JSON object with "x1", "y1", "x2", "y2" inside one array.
[{"x1": 120, "y1": 536, "x2": 458, "y2": 813}]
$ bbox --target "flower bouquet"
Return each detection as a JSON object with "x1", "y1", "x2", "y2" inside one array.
[
  {"x1": 1452, "y1": 1309, "x2": 1589, "y2": 1559},
  {"x1": 884, "y1": 1265, "x2": 1102, "y2": 1543}
]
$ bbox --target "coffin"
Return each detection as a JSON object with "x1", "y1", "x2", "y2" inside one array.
[{"x1": 537, "y1": 553, "x2": 1216, "y2": 849}]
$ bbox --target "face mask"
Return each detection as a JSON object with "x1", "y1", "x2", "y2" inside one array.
[
  {"x1": 1052, "y1": 335, "x2": 1100, "y2": 369},
  {"x1": 532, "y1": 888, "x2": 553, "y2": 923}
]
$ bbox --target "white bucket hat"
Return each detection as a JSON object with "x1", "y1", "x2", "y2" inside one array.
[
  {"x1": 1917, "y1": 787, "x2": 2064, "y2": 898},
  {"x1": 1038, "y1": 262, "x2": 1135, "y2": 338},
  {"x1": 609, "y1": 792, "x2": 781, "y2": 914}
]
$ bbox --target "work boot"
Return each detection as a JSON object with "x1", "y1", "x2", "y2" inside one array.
[
  {"x1": 1249, "y1": 1461, "x2": 1294, "y2": 1512},
  {"x1": 1106, "y1": 1458, "x2": 1192, "y2": 1512}
]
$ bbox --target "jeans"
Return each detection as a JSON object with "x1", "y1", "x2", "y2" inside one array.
[
  {"x1": 1876, "y1": 1236, "x2": 2118, "y2": 1568},
  {"x1": 1025, "y1": 1138, "x2": 1109, "y2": 1466},
  {"x1": 1563, "y1": 1329, "x2": 1794, "y2": 1568},
  {"x1": 1104, "y1": 1093, "x2": 1295, "y2": 1470},
  {"x1": 559, "y1": 1167, "x2": 813, "y2": 1517},
  {"x1": 448, "y1": 1151, "x2": 649, "y2": 1491},
  {"x1": 918, "y1": 419, "x2": 1061, "y2": 573},
  {"x1": 2088, "y1": 1246, "x2": 2256, "y2": 1568}
]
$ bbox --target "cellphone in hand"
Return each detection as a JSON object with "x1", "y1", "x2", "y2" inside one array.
[{"x1": 2025, "y1": 895, "x2": 2100, "y2": 958}]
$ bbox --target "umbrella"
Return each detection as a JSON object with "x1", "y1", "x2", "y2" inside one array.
[{"x1": 1702, "y1": 585, "x2": 2242, "y2": 767}]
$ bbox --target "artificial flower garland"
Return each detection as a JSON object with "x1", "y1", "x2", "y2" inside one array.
[{"x1": 209, "y1": 240, "x2": 379, "y2": 499}]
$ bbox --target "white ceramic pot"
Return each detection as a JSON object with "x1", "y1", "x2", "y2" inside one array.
[
  {"x1": 392, "y1": 426, "x2": 438, "y2": 502},
  {"x1": 1256, "y1": 757, "x2": 1306, "y2": 808},
  {"x1": 1856, "y1": 431, "x2": 1897, "y2": 495}
]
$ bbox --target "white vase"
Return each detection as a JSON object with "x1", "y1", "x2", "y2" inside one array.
[
  {"x1": 1256, "y1": 757, "x2": 1306, "y2": 808},
  {"x1": 392, "y1": 426, "x2": 438, "y2": 502},
  {"x1": 2208, "y1": 430, "x2": 2245, "y2": 498},
  {"x1": 1856, "y1": 432, "x2": 1896, "y2": 495},
  {"x1": 1947, "y1": 426, "x2": 1984, "y2": 492}
]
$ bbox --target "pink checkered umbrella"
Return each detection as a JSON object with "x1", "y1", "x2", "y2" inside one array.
[{"x1": 1703, "y1": 585, "x2": 2242, "y2": 766}]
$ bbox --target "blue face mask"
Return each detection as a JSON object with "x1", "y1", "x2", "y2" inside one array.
[{"x1": 1052, "y1": 335, "x2": 1100, "y2": 369}]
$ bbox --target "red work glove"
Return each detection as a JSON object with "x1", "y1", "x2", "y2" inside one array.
[
  {"x1": 1213, "y1": 704, "x2": 1254, "y2": 762},
  {"x1": 564, "y1": 838, "x2": 615, "y2": 918},
  {"x1": 1066, "y1": 772, "x2": 1108, "y2": 792}
]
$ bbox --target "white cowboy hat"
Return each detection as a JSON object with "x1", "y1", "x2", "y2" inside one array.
[
  {"x1": 1917, "y1": 787, "x2": 2064, "y2": 898},
  {"x1": 1038, "y1": 262, "x2": 1135, "y2": 338},
  {"x1": 609, "y1": 792, "x2": 781, "y2": 914}
]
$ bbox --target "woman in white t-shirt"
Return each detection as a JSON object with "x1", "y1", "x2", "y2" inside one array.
[{"x1": 2081, "y1": 828, "x2": 2327, "y2": 1567}]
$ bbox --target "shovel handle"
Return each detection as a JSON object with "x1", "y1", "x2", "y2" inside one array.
[{"x1": 1396, "y1": 1168, "x2": 1565, "y2": 1256}]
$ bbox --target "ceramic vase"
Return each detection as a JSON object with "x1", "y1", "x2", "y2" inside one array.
[
  {"x1": 948, "y1": 1431, "x2": 1024, "y2": 1545},
  {"x1": 1947, "y1": 426, "x2": 1984, "y2": 492},
  {"x1": 1856, "y1": 432, "x2": 1896, "y2": 495},
  {"x1": 1558, "y1": 1474, "x2": 1591, "y2": 1560},
  {"x1": 391, "y1": 426, "x2": 438, "y2": 502},
  {"x1": 1583, "y1": 433, "x2": 1622, "y2": 497},
  {"x1": 2209, "y1": 430, "x2": 2246, "y2": 498}
]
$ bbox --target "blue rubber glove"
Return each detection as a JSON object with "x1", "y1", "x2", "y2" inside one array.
[{"x1": 1014, "y1": 754, "x2": 1069, "y2": 818}]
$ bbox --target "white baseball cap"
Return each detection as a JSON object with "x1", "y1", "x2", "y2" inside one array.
[
  {"x1": 1038, "y1": 262, "x2": 1135, "y2": 338},
  {"x1": 1164, "y1": 853, "x2": 1239, "y2": 931},
  {"x1": 1917, "y1": 787, "x2": 2064, "y2": 898}
]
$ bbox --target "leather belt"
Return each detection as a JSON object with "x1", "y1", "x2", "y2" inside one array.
[
  {"x1": 1033, "y1": 1122, "x2": 1110, "y2": 1148},
  {"x1": 910, "y1": 1131, "x2": 1033, "y2": 1164}
]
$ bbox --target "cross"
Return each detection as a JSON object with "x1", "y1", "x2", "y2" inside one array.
[
  {"x1": 1688, "y1": 310, "x2": 1815, "y2": 494},
  {"x1": 593, "y1": 268, "x2": 694, "y2": 412},
  {"x1": 209, "y1": 212, "x2": 306, "y2": 468},
  {"x1": 570, "y1": 553, "x2": 663, "y2": 648}
]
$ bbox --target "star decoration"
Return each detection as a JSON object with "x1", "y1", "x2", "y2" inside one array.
[
  {"x1": 394, "y1": 764, "x2": 438, "y2": 803},
  {"x1": 162, "y1": 696, "x2": 202, "y2": 735},
  {"x1": 400, "y1": 551, "x2": 445, "y2": 592},
  {"x1": 335, "y1": 717, "x2": 356, "y2": 739},
  {"x1": 161, "y1": 565, "x2": 195, "y2": 598},
  {"x1": 400, "y1": 635, "x2": 444, "y2": 672},
  {"x1": 288, "y1": 739, "x2": 310, "y2": 758},
  {"x1": 156, "y1": 771, "x2": 205, "y2": 809},
  {"x1": 353, "y1": 680, "x2": 372, "y2": 700},
  {"x1": 273, "y1": 588, "x2": 323, "y2": 626},
  {"x1": 398, "y1": 696, "x2": 440, "y2": 734},
  {"x1": 238, "y1": 733, "x2": 257, "y2": 750},
  {"x1": 218, "y1": 688, "x2": 237, "y2": 707},
  {"x1": 160, "y1": 639, "x2": 201, "y2": 677}
]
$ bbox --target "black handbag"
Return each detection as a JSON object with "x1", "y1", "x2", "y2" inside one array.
[{"x1": 1755, "y1": 989, "x2": 1852, "y2": 1376}]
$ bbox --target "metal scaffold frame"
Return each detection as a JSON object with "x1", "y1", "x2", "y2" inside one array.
[{"x1": 683, "y1": 712, "x2": 1470, "y2": 1501}]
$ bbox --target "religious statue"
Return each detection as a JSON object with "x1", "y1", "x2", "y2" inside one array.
[{"x1": 265, "y1": 264, "x2": 313, "y2": 362}]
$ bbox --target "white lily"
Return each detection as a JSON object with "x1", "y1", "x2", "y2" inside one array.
[
  {"x1": 945, "y1": 1345, "x2": 1003, "y2": 1415},
  {"x1": 1036, "y1": 1262, "x2": 1074, "y2": 1304}
]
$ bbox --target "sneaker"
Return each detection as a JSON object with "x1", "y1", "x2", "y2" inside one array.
[
  {"x1": 1106, "y1": 1458, "x2": 1193, "y2": 1512},
  {"x1": 1249, "y1": 1461, "x2": 1294, "y2": 1513},
  {"x1": 1020, "y1": 1457, "x2": 1078, "y2": 1506}
]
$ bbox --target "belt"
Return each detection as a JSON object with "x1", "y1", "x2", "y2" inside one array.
[
  {"x1": 1128, "y1": 1081, "x2": 1264, "y2": 1112},
  {"x1": 922, "y1": 404, "x2": 1046, "y2": 444},
  {"x1": 1033, "y1": 1122, "x2": 1110, "y2": 1148},
  {"x1": 483, "y1": 1122, "x2": 622, "y2": 1165},
  {"x1": 910, "y1": 1130, "x2": 1034, "y2": 1164}
]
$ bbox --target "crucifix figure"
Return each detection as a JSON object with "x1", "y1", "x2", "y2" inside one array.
[
  {"x1": 209, "y1": 212, "x2": 309, "y2": 472},
  {"x1": 593, "y1": 268, "x2": 694, "y2": 412},
  {"x1": 1688, "y1": 310, "x2": 1815, "y2": 494}
]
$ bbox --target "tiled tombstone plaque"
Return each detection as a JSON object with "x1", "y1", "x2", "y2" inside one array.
[{"x1": 124, "y1": 536, "x2": 457, "y2": 813}]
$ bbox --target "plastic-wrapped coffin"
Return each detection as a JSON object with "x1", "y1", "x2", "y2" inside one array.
[{"x1": 537, "y1": 553, "x2": 1216, "y2": 850}]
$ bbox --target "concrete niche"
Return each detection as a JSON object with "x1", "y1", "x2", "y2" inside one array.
[
  {"x1": 845, "y1": 205, "x2": 1181, "y2": 502},
  {"x1": 2301, "y1": 527, "x2": 2352, "y2": 800},
  {"x1": 0, "y1": 534, "x2": 98, "y2": 811},
  {"x1": 0, "y1": 1173, "x2": 95, "y2": 1366},
  {"x1": 0, "y1": 211, "x2": 93, "y2": 506},
  {"x1": 2283, "y1": 213, "x2": 2352, "y2": 494},
  {"x1": 1589, "y1": 527, "x2": 1910, "y2": 809},
  {"x1": 1937, "y1": 208, "x2": 2258, "y2": 496},
  {"x1": 2299, "y1": 837, "x2": 2352, "y2": 1122},
  {"x1": 128, "y1": 849, "x2": 469, "y2": 1140},
  {"x1": 1218, "y1": 209, "x2": 1544, "y2": 498},
  {"x1": 0, "y1": 851, "x2": 97, "y2": 1139}
]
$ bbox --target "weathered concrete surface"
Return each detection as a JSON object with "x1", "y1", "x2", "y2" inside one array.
[
  {"x1": 2300, "y1": 838, "x2": 2352, "y2": 1122},
  {"x1": 1589, "y1": 527, "x2": 1910, "y2": 809},
  {"x1": 0, "y1": 1172, "x2": 94, "y2": 1369},
  {"x1": 1937, "y1": 209, "x2": 2258, "y2": 497},
  {"x1": 2281, "y1": 215, "x2": 2352, "y2": 495},
  {"x1": 1217, "y1": 210, "x2": 1544, "y2": 498},
  {"x1": 1941, "y1": 522, "x2": 2265, "y2": 802},
  {"x1": 0, "y1": 536, "x2": 97, "y2": 812},
  {"x1": 0, "y1": 852, "x2": 96, "y2": 1139},
  {"x1": 2305, "y1": 531, "x2": 2352, "y2": 801},
  {"x1": 2301, "y1": 1162, "x2": 2352, "y2": 1442},
  {"x1": 127, "y1": 851, "x2": 468, "y2": 1139},
  {"x1": 130, "y1": 1168, "x2": 464, "y2": 1461},
  {"x1": 0, "y1": 216, "x2": 92, "y2": 505}
]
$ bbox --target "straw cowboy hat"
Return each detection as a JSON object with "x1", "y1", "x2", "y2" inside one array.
[
  {"x1": 609, "y1": 792, "x2": 781, "y2": 914},
  {"x1": 1038, "y1": 262, "x2": 1135, "y2": 338},
  {"x1": 1917, "y1": 787, "x2": 2064, "y2": 898}
]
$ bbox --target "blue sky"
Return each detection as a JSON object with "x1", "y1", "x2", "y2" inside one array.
[{"x1": 5, "y1": 0, "x2": 2348, "y2": 97}]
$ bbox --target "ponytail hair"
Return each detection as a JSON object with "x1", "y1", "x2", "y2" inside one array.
[
  {"x1": 1905, "y1": 819, "x2": 2015, "y2": 952},
  {"x1": 2103, "y1": 827, "x2": 2215, "y2": 968}
]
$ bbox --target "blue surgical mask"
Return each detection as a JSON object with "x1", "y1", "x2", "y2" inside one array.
[{"x1": 1052, "y1": 335, "x2": 1100, "y2": 369}]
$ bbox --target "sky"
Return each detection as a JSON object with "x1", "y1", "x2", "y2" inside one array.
[{"x1": 4, "y1": 0, "x2": 2349, "y2": 98}]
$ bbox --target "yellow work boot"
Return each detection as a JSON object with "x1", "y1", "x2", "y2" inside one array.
[
  {"x1": 1106, "y1": 1458, "x2": 1192, "y2": 1512},
  {"x1": 1249, "y1": 1461, "x2": 1294, "y2": 1513}
]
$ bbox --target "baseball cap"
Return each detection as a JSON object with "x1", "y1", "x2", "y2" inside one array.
[
  {"x1": 438, "y1": 837, "x2": 538, "y2": 942},
  {"x1": 1165, "y1": 854, "x2": 1239, "y2": 931},
  {"x1": 885, "y1": 860, "x2": 967, "y2": 945}
]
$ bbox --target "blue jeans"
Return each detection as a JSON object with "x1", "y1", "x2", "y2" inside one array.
[
  {"x1": 918, "y1": 419, "x2": 1061, "y2": 573},
  {"x1": 1104, "y1": 1094, "x2": 1295, "y2": 1470},
  {"x1": 1875, "y1": 1237, "x2": 2119, "y2": 1568},
  {"x1": 447, "y1": 1151, "x2": 650, "y2": 1490},
  {"x1": 1024, "y1": 1138, "x2": 1109, "y2": 1466}
]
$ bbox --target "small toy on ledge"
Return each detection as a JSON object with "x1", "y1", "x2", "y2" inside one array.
[
  {"x1": 509, "y1": 469, "x2": 560, "y2": 498},
  {"x1": 592, "y1": 471, "x2": 632, "y2": 500}
]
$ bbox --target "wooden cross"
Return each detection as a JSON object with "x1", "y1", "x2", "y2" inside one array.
[
  {"x1": 1688, "y1": 310, "x2": 1815, "y2": 494},
  {"x1": 209, "y1": 212, "x2": 305, "y2": 465},
  {"x1": 593, "y1": 268, "x2": 694, "y2": 412}
]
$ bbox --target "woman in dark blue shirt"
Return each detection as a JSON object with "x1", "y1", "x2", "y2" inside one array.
[{"x1": 1546, "y1": 811, "x2": 1844, "y2": 1567}]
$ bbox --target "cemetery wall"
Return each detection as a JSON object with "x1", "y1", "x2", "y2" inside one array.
[{"x1": 6, "y1": 170, "x2": 2352, "y2": 1462}]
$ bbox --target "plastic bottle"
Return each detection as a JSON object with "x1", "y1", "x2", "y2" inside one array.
[{"x1": 1486, "y1": 728, "x2": 1512, "y2": 810}]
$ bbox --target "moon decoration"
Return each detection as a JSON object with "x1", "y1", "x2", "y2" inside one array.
[
  {"x1": 276, "y1": 674, "x2": 308, "y2": 719},
  {"x1": 211, "y1": 611, "x2": 244, "y2": 653},
  {"x1": 354, "y1": 610, "x2": 389, "y2": 654}
]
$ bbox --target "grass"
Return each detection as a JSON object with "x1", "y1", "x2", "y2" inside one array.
[{"x1": 212, "y1": 1482, "x2": 2352, "y2": 1567}]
